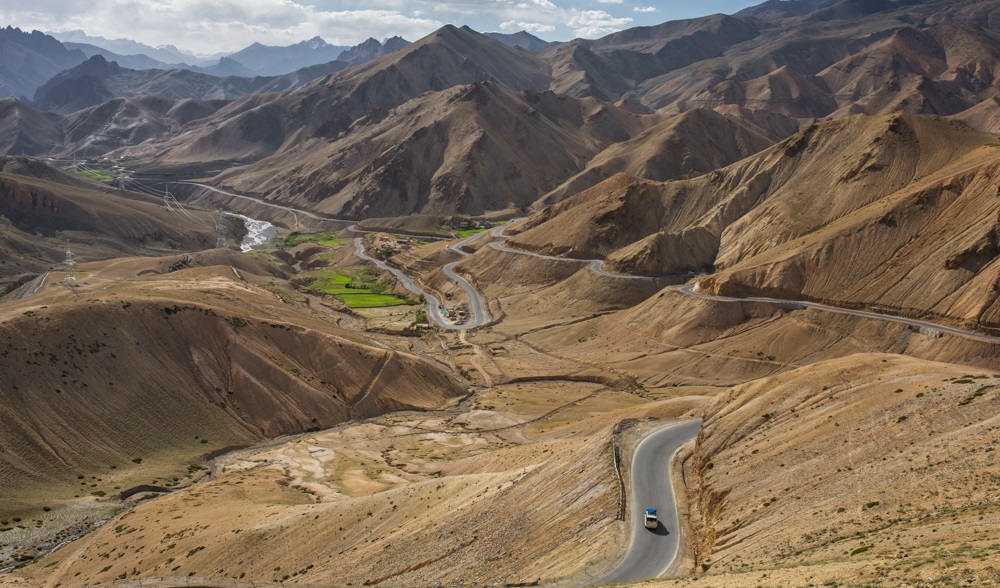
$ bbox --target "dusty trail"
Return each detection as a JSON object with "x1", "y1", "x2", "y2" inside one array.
[{"x1": 459, "y1": 330, "x2": 493, "y2": 387}]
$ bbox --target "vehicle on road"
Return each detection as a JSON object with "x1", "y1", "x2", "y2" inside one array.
[{"x1": 644, "y1": 508, "x2": 658, "y2": 529}]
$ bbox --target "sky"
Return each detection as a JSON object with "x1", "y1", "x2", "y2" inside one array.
[{"x1": 0, "y1": 0, "x2": 763, "y2": 56}]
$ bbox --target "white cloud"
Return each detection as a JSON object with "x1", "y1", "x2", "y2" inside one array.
[
  {"x1": 513, "y1": 0, "x2": 557, "y2": 10},
  {"x1": 4, "y1": 0, "x2": 445, "y2": 55},
  {"x1": 634, "y1": 6, "x2": 657, "y2": 12},
  {"x1": 500, "y1": 20, "x2": 556, "y2": 33},
  {"x1": 567, "y1": 9, "x2": 632, "y2": 38},
  {"x1": 447, "y1": 0, "x2": 557, "y2": 10},
  {"x1": 597, "y1": 0, "x2": 623, "y2": 3}
]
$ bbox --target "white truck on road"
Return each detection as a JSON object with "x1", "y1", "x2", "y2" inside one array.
[{"x1": 644, "y1": 508, "x2": 658, "y2": 529}]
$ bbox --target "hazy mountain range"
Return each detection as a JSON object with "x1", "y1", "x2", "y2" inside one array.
[
  {"x1": 2, "y1": 0, "x2": 998, "y2": 217},
  {"x1": 0, "y1": 26, "x2": 417, "y2": 102}
]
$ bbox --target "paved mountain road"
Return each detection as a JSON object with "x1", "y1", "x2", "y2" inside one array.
[
  {"x1": 185, "y1": 183, "x2": 350, "y2": 223},
  {"x1": 593, "y1": 420, "x2": 701, "y2": 585},
  {"x1": 676, "y1": 285, "x2": 1000, "y2": 345},
  {"x1": 185, "y1": 185, "x2": 1000, "y2": 344},
  {"x1": 352, "y1": 237, "x2": 488, "y2": 330}
]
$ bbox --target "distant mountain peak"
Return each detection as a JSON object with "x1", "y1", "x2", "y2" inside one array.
[
  {"x1": 383, "y1": 36, "x2": 409, "y2": 51},
  {"x1": 337, "y1": 36, "x2": 411, "y2": 66},
  {"x1": 484, "y1": 30, "x2": 557, "y2": 52},
  {"x1": 78, "y1": 53, "x2": 118, "y2": 73}
]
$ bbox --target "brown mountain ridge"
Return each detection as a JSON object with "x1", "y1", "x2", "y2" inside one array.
[{"x1": 508, "y1": 112, "x2": 1000, "y2": 332}]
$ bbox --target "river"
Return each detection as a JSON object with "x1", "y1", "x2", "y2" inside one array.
[{"x1": 234, "y1": 214, "x2": 277, "y2": 252}]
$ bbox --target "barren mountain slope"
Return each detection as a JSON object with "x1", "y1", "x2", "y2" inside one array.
[
  {"x1": 816, "y1": 25, "x2": 1000, "y2": 118},
  {"x1": 692, "y1": 64, "x2": 839, "y2": 120},
  {"x1": 672, "y1": 353, "x2": 1000, "y2": 586},
  {"x1": 0, "y1": 27, "x2": 86, "y2": 100},
  {"x1": 10, "y1": 416, "x2": 621, "y2": 586},
  {"x1": 618, "y1": 2, "x2": 1000, "y2": 137},
  {"x1": 5, "y1": 328, "x2": 701, "y2": 588},
  {"x1": 953, "y1": 95, "x2": 1000, "y2": 133},
  {"x1": 0, "y1": 100, "x2": 63, "y2": 156},
  {"x1": 33, "y1": 54, "x2": 350, "y2": 115},
  {"x1": 0, "y1": 95, "x2": 236, "y2": 158},
  {"x1": 507, "y1": 112, "x2": 1000, "y2": 331},
  {"x1": 136, "y1": 25, "x2": 552, "y2": 171},
  {"x1": 432, "y1": 213, "x2": 1000, "y2": 393},
  {"x1": 0, "y1": 156, "x2": 227, "y2": 294},
  {"x1": 211, "y1": 81, "x2": 649, "y2": 218},
  {"x1": 538, "y1": 108, "x2": 773, "y2": 206},
  {"x1": 544, "y1": 14, "x2": 762, "y2": 102},
  {"x1": 0, "y1": 259, "x2": 463, "y2": 519}
]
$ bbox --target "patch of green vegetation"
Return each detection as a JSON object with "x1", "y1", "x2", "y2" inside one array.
[
  {"x1": 305, "y1": 271, "x2": 353, "y2": 294},
  {"x1": 303, "y1": 268, "x2": 417, "y2": 308},
  {"x1": 457, "y1": 228, "x2": 487, "y2": 238},
  {"x1": 75, "y1": 168, "x2": 116, "y2": 181},
  {"x1": 283, "y1": 231, "x2": 346, "y2": 248},
  {"x1": 339, "y1": 294, "x2": 410, "y2": 308}
]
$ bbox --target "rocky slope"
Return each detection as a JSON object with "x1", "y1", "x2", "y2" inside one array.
[
  {"x1": 0, "y1": 156, "x2": 230, "y2": 294},
  {"x1": 538, "y1": 108, "x2": 774, "y2": 206},
  {"x1": 136, "y1": 25, "x2": 552, "y2": 171},
  {"x1": 32, "y1": 54, "x2": 350, "y2": 115},
  {"x1": 8, "y1": 1, "x2": 1000, "y2": 220},
  {"x1": 210, "y1": 80, "x2": 650, "y2": 218},
  {"x1": 226, "y1": 37, "x2": 348, "y2": 76},
  {"x1": 508, "y1": 112, "x2": 1000, "y2": 332},
  {"x1": 640, "y1": 2, "x2": 1000, "y2": 137},
  {"x1": 0, "y1": 27, "x2": 86, "y2": 100},
  {"x1": 677, "y1": 353, "x2": 1000, "y2": 585},
  {"x1": 544, "y1": 14, "x2": 762, "y2": 103},
  {"x1": 0, "y1": 256, "x2": 463, "y2": 522}
]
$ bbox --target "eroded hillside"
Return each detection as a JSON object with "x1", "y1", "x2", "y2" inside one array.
[
  {"x1": 2, "y1": 1, "x2": 1000, "y2": 586},
  {"x1": 507, "y1": 112, "x2": 1000, "y2": 333}
]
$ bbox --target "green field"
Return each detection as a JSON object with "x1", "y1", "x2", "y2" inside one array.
[
  {"x1": 338, "y1": 293, "x2": 409, "y2": 308},
  {"x1": 75, "y1": 168, "x2": 116, "y2": 181},
  {"x1": 284, "y1": 231, "x2": 347, "y2": 248},
  {"x1": 457, "y1": 228, "x2": 488, "y2": 238},
  {"x1": 305, "y1": 269, "x2": 414, "y2": 308}
]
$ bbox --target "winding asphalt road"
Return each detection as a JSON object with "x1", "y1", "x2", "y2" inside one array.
[
  {"x1": 490, "y1": 220, "x2": 999, "y2": 344},
  {"x1": 352, "y1": 237, "x2": 487, "y2": 330},
  {"x1": 489, "y1": 219, "x2": 697, "y2": 281},
  {"x1": 594, "y1": 420, "x2": 701, "y2": 586},
  {"x1": 14, "y1": 272, "x2": 51, "y2": 300},
  {"x1": 183, "y1": 182, "x2": 484, "y2": 328},
  {"x1": 489, "y1": 241, "x2": 699, "y2": 281},
  {"x1": 184, "y1": 183, "x2": 350, "y2": 223},
  {"x1": 185, "y1": 184, "x2": 1000, "y2": 344},
  {"x1": 438, "y1": 229, "x2": 496, "y2": 327},
  {"x1": 677, "y1": 285, "x2": 1000, "y2": 345}
]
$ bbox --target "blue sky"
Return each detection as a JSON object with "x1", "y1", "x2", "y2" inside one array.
[{"x1": 0, "y1": 0, "x2": 764, "y2": 55}]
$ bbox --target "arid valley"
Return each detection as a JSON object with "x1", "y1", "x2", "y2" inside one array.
[{"x1": 0, "y1": 0, "x2": 999, "y2": 586}]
